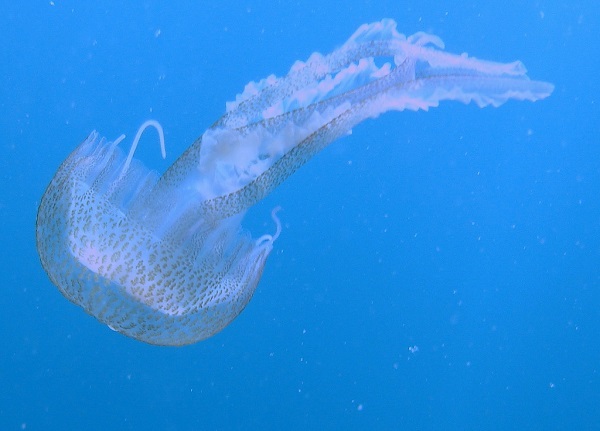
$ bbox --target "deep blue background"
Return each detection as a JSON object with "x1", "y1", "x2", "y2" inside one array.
[{"x1": 1, "y1": 1, "x2": 599, "y2": 430}]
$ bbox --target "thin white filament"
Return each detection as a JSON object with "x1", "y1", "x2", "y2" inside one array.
[
  {"x1": 110, "y1": 134, "x2": 127, "y2": 151},
  {"x1": 100, "y1": 133, "x2": 126, "y2": 169},
  {"x1": 256, "y1": 206, "x2": 282, "y2": 245},
  {"x1": 119, "y1": 119, "x2": 166, "y2": 179}
]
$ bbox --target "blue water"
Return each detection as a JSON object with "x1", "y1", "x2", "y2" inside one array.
[{"x1": 1, "y1": 1, "x2": 599, "y2": 430}]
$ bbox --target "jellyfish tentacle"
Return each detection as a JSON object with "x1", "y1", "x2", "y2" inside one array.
[
  {"x1": 120, "y1": 119, "x2": 166, "y2": 178},
  {"x1": 255, "y1": 206, "x2": 283, "y2": 245}
]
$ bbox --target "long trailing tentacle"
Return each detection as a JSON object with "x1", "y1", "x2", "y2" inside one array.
[{"x1": 140, "y1": 19, "x2": 553, "y2": 245}]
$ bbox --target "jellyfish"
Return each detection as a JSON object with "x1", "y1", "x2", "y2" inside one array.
[{"x1": 36, "y1": 19, "x2": 553, "y2": 345}]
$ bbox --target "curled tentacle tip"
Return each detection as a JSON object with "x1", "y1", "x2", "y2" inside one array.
[
  {"x1": 255, "y1": 206, "x2": 283, "y2": 246},
  {"x1": 271, "y1": 206, "x2": 283, "y2": 242}
]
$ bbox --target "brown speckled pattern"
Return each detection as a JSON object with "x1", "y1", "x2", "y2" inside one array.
[{"x1": 36, "y1": 134, "x2": 273, "y2": 346}]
